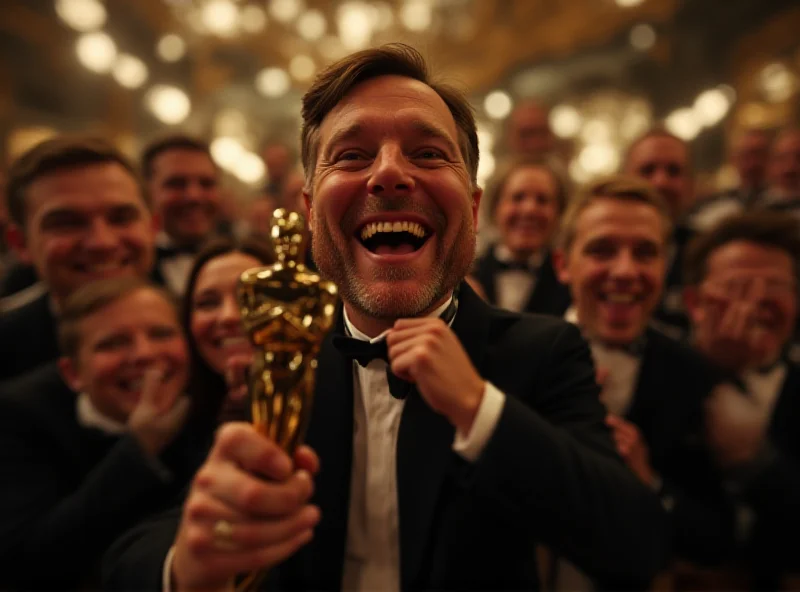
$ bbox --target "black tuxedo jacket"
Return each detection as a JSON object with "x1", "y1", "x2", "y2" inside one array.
[
  {"x1": 738, "y1": 363, "x2": 800, "y2": 585},
  {"x1": 103, "y1": 284, "x2": 668, "y2": 591},
  {"x1": 0, "y1": 364, "x2": 207, "y2": 590},
  {"x1": 626, "y1": 329, "x2": 738, "y2": 566},
  {"x1": 472, "y1": 246, "x2": 571, "y2": 317},
  {"x1": 0, "y1": 292, "x2": 59, "y2": 383}
]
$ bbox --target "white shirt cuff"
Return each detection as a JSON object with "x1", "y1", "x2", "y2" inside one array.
[
  {"x1": 452, "y1": 381, "x2": 505, "y2": 462},
  {"x1": 162, "y1": 545, "x2": 176, "y2": 592}
]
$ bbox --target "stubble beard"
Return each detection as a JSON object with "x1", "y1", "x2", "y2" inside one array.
[{"x1": 312, "y1": 212, "x2": 475, "y2": 321}]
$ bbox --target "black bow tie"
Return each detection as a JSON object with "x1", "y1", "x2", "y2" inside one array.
[
  {"x1": 331, "y1": 336, "x2": 414, "y2": 399},
  {"x1": 332, "y1": 294, "x2": 459, "y2": 400},
  {"x1": 496, "y1": 259, "x2": 535, "y2": 273},
  {"x1": 158, "y1": 244, "x2": 198, "y2": 259}
]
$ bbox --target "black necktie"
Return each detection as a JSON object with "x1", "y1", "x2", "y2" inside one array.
[{"x1": 332, "y1": 294, "x2": 459, "y2": 399}]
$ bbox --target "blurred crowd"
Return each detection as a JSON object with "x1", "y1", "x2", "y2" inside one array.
[{"x1": 0, "y1": 52, "x2": 798, "y2": 592}]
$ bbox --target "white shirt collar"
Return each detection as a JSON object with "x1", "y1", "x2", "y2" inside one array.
[
  {"x1": 155, "y1": 231, "x2": 178, "y2": 249},
  {"x1": 343, "y1": 295, "x2": 455, "y2": 343},
  {"x1": 564, "y1": 306, "x2": 578, "y2": 325},
  {"x1": 76, "y1": 393, "x2": 127, "y2": 435}
]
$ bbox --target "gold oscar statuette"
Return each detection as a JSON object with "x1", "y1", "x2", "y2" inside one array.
[{"x1": 235, "y1": 208, "x2": 338, "y2": 590}]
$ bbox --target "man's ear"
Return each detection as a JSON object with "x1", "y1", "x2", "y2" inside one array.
[
  {"x1": 471, "y1": 187, "x2": 483, "y2": 231},
  {"x1": 58, "y1": 356, "x2": 83, "y2": 393},
  {"x1": 552, "y1": 248, "x2": 570, "y2": 285},
  {"x1": 5, "y1": 223, "x2": 32, "y2": 264}
]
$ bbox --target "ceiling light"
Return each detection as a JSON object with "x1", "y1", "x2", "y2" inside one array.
[
  {"x1": 616, "y1": 0, "x2": 644, "y2": 6},
  {"x1": 157, "y1": 34, "x2": 186, "y2": 62},
  {"x1": 693, "y1": 88, "x2": 731, "y2": 127},
  {"x1": 240, "y1": 5, "x2": 268, "y2": 33},
  {"x1": 297, "y1": 9, "x2": 326, "y2": 41},
  {"x1": 629, "y1": 24, "x2": 656, "y2": 51},
  {"x1": 665, "y1": 108, "x2": 700, "y2": 141},
  {"x1": 337, "y1": 2, "x2": 374, "y2": 50},
  {"x1": 55, "y1": 0, "x2": 107, "y2": 32},
  {"x1": 760, "y1": 62, "x2": 796, "y2": 103},
  {"x1": 146, "y1": 85, "x2": 191, "y2": 125},
  {"x1": 213, "y1": 109, "x2": 248, "y2": 138},
  {"x1": 400, "y1": 0, "x2": 432, "y2": 31},
  {"x1": 289, "y1": 55, "x2": 316, "y2": 82},
  {"x1": 550, "y1": 105, "x2": 582, "y2": 138},
  {"x1": 112, "y1": 54, "x2": 148, "y2": 89},
  {"x1": 76, "y1": 32, "x2": 117, "y2": 73},
  {"x1": 210, "y1": 136, "x2": 245, "y2": 170},
  {"x1": 269, "y1": 0, "x2": 303, "y2": 24},
  {"x1": 581, "y1": 118, "x2": 612, "y2": 144},
  {"x1": 484, "y1": 90, "x2": 513, "y2": 120},
  {"x1": 234, "y1": 152, "x2": 266, "y2": 184},
  {"x1": 476, "y1": 152, "x2": 495, "y2": 187},
  {"x1": 201, "y1": 0, "x2": 240, "y2": 37},
  {"x1": 477, "y1": 124, "x2": 495, "y2": 152},
  {"x1": 256, "y1": 67, "x2": 291, "y2": 97},
  {"x1": 371, "y1": 2, "x2": 394, "y2": 30},
  {"x1": 579, "y1": 144, "x2": 620, "y2": 175}
]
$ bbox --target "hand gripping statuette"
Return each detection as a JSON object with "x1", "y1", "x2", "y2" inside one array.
[{"x1": 235, "y1": 209, "x2": 338, "y2": 590}]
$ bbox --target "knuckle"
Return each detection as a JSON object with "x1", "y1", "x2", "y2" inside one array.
[
  {"x1": 193, "y1": 467, "x2": 215, "y2": 490},
  {"x1": 239, "y1": 483, "x2": 265, "y2": 511},
  {"x1": 185, "y1": 527, "x2": 209, "y2": 554}
]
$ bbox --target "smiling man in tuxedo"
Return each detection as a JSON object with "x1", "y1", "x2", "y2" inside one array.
[
  {"x1": 104, "y1": 44, "x2": 667, "y2": 592},
  {"x1": 553, "y1": 175, "x2": 741, "y2": 577}
]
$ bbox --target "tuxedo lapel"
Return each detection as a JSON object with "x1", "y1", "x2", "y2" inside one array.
[
  {"x1": 767, "y1": 364, "x2": 800, "y2": 453},
  {"x1": 397, "y1": 283, "x2": 492, "y2": 588},
  {"x1": 524, "y1": 252, "x2": 570, "y2": 316},
  {"x1": 472, "y1": 248, "x2": 500, "y2": 305},
  {"x1": 300, "y1": 311, "x2": 354, "y2": 588}
]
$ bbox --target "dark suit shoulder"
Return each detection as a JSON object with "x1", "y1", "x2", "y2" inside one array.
[
  {"x1": 0, "y1": 292, "x2": 60, "y2": 380},
  {"x1": 0, "y1": 362, "x2": 75, "y2": 432}
]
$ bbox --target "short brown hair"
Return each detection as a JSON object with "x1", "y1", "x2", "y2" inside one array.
[
  {"x1": 621, "y1": 127, "x2": 692, "y2": 173},
  {"x1": 486, "y1": 157, "x2": 569, "y2": 217},
  {"x1": 141, "y1": 134, "x2": 214, "y2": 180},
  {"x1": 58, "y1": 277, "x2": 176, "y2": 359},
  {"x1": 683, "y1": 211, "x2": 800, "y2": 286},
  {"x1": 557, "y1": 174, "x2": 672, "y2": 252},
  {"x1": 6, "y1": 135, "x2": 143, "y2": 228},
  {"x1": 300, "y1": 43, "x2": 479, "y2": 187}
]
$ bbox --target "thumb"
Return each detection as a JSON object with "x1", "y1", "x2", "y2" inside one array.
[
  {"x1": 161, "y1": 396, "x2": 191, "y2": 433},
  {"x1": 138, "y1": 368, "x2": 165, "y2": 410}
]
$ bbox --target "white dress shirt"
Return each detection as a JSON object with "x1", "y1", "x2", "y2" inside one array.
[
  {"x1": 341, "y1": 298, "x2": 506, "y2": 591},
  {"x1": 563, "y1": 307, "x2": 642, "y2": 416},
  {"x1": 76, "y1": 393, "x2": 127, "y2": 434},
  {"x1": 162, "y1": 298, "x2": 507, "y2": 592},
  {"x1": 743, "y1": 363, "x2": 787, "y2": 419},
  {"x1": 494, "y1": 245, "x2": 543, "y2": 313},
  {"x1": 156, "y1": 232, "x2": 196, "y2": 296}
]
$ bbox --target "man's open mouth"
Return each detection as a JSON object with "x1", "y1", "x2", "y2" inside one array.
[{"x1": 357, "y1": 220, "x2": 432, "y2": 256}]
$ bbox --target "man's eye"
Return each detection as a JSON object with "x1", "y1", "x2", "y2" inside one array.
[
  {"x1": 415, "y1": 149, "x2": 444, "y2": 159},
  {"x1": 338, "y1": 152, "x2": 365, "y2": 161}
]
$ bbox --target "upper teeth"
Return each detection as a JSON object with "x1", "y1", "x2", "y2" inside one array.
[
  {"x1": 606, "y1": 293, "x2": 635, "y2": 303},
  {"x1": 87, "y1": 263, "x2": 122, "y2": 273},
  {"x1": 360, "y1": 221, "x2": 427, "y2": 241}
]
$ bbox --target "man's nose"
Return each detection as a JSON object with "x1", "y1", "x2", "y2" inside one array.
[
  {"x1": 367, "y1": 146, "x2": 415, "y2": 196},
  {"x1": 610, "y1": 250, "x2": 638, "y2": 278},
  {"x1": 85, "y1": 218, "x2": 118, "y2": 251}
]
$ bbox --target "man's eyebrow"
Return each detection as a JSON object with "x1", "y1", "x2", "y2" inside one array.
[
  {"x1": 410, "y1": 120, "x2": 459, "y2": 155},
  {"x1": 323, "y1": 123, "x2": 364, "y2": 157}
]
